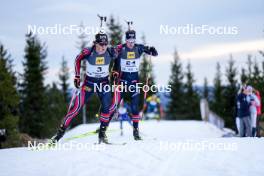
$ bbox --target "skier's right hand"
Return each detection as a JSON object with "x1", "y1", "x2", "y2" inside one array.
[{"x1": 74, "y1": 76, "x2": 80, "y2": 88}]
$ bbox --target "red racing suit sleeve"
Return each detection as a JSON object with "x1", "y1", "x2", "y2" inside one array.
[{"x1": 74, "y1": 48, "x2": 91, "y2": 76}]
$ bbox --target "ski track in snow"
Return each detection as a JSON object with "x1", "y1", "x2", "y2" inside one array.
[{"x1": 1, "y1": 120, "x2": 264, "y2": 176}]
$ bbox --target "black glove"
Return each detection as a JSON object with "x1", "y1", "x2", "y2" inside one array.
[
  {"x1": 74, "y1": 76, "x2": 80, "y2": 88},
  {"x1": 149, "y1": 46, "x2": 158, "y2": 56}
]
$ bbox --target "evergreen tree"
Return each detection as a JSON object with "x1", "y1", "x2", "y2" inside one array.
[
  {"x1": 240, "y1": 68, "x2": 248, "y2": 85},
  {"x1": 262, "y1": 60, "x2": 264, "y2": 75},
  {"x1": 251, "y1": 56, "x2": 264, "y2": 114},
  {"x1": 76, "y1": 22, "x2": 89, "y2": 50},
  {"x1": 0, "y1": 43, "x2": 20, "y2": 148},
  {"x1": 107, "y1": 15, "x2": 123, "y2": 46},
  {"x1": 203, "y1": 77, "x2": 209, "y2": 99},
  {"x1": 211, "y1": 62, "x2": 224, "y2": 117},
  {"x1": 246, "y1": 55, "x2": 253, "y2": 84},
  {"x1": 261, "y1": 59, "x2": 264, "y2": 114},
  {"x1": 106, "y1": 15, "x2": 123, "y2": 80},
  {"x1": 58, "y1": 56, "x2": 70, "y2": 102},
  {"x1": 251, "y1": 58, "x2": 261, "y2": 89},
  {"x1": 167, "y1": 49, "x2": 184, "y2": 119},
  {"x1": 223, "y1": 55, "x2": 238, "y2": 129},
  {"x1": 139, "y1": 34, "x2": 156, "y2": 108},
  {"x1": 245, "y1": 56, "x2": 262, "y2": 96},
  {"x1": 259, "y1": 51, "x2": 264, "y2": 114},
  {"x1": 19, "y1": 33, "x2": 48, "y2": 138},
  {"x1": 45, "y1": 83, "x2": 66, "y2": 136},
  {"x1": 182, "y1": 62, "x2": 200, "y2": 119}
]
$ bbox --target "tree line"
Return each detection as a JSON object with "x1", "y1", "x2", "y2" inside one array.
[{"x1": 167, "y1": 50, "x2": 264, "y2": 131}]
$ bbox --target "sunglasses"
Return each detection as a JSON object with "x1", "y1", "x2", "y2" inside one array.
[
  {"x1": 98, "y1": 42, "x2": 108, "y2": 46},
  {"x1": 126, "y1": 39, "x2": 135, "y2": 43}
]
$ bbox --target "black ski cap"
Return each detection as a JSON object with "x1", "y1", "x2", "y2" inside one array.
[
  {"x1": 125, "y1": 30, "x2": 136, "y2": 40},
  {"x1": 95, "y1": 32, "x2": 108, "y2": 44}
]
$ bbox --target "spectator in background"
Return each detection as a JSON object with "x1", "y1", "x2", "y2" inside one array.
[
  {"x1": 235, "y1": 85, "x2": 246, "y2": 135},
  {"x1": 247, "y1": 86, "x2": 260, "y2": 137},
  {"x1": 236, "y1": 86, "x2": 251, "y2": 137},
  {"x1": 254, "y1": 90, "x2": 262, "y2": 137},
  {"x1": 118, "y1": 100, "x2": 132, "y2": 136}
]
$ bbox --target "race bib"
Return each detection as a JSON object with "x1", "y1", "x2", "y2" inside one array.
[
  {"x1": 120, "y1": 58, "x2": 140, "y2": 72},
  {"x1": 86, "y1": 62, "x2": 109, "y2": 78}
]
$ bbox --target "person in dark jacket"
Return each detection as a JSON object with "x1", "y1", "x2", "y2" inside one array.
[{"x1": 236, "y1": 87, "x2": 251, "y2": 137}]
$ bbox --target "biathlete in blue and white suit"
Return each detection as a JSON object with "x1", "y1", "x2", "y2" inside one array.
[
  {"x1": 117, "y1": 100, "x2": 132, "y2": 136},
  {"x1": 109, "y1": 29, "x2": 158, "y2": 140}
]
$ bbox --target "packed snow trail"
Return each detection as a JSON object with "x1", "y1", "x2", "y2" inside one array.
[{"x1": 1, "y1": 121, "x2": 264, "y2": 176}]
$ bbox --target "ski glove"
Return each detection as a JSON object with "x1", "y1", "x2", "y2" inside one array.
[
  {"x1": 149, "y1": 46, "x2": 158, "y2": 56},
  {"x1": 112, "y1": 71, "x2": 119, "y2": 83},
  {"x1": 74, "y1": 76, "x2": 81, "y2": 88},
  {"x1": 112, "y1": 71, "x2": 119, "y2": 79}
]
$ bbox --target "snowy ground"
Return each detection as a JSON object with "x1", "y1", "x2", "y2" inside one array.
[{"x1": 1, "y1": 120, "x2": 264, "y2": 176}]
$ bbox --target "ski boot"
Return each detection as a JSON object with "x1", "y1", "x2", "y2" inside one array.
[
  {"x1": 252, "y1": 128, "x2": 256, "y2": 137},
  {"x1": 51, "y1": 126, "x2": 65, "y2": 144},
  {"x1": 133, "y1": 127, "x2": 142, "y2": 140},
  {"x1": 98, "y1": 125, "x2": 108, "y2": 144}
]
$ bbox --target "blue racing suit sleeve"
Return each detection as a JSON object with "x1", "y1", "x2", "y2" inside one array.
[{"x1": 137, "y1": 44, "x2": 158, "y2": 56}]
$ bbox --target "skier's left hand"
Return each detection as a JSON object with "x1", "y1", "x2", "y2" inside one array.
[
  {"x1": 149, "y1": 46, "x2": 158, "y2": 56},
  {"x1": 74, "y1": 76, "x2": 80, "y2": 88}
]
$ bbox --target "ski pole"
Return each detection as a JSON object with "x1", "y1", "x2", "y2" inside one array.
[
  {"x1": 125, "y1": 20, "x2": 133, "y2": 31},
  {"x1": 67, "y1": 88, "x2": 80, "y2": 113},
  {"x1": 97, "y1": 14, "x2": 107, "y2": 31},
  {"x1": 141, "y1": 55, "x2": 152, "y2": 119},
  {"x1": 111, "y1": 75, "x2": 121, "y2": 120}
]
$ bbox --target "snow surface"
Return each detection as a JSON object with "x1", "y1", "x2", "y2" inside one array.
[{"x1": 1, "y1": 120, "x2": 264, "y2": 176}]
